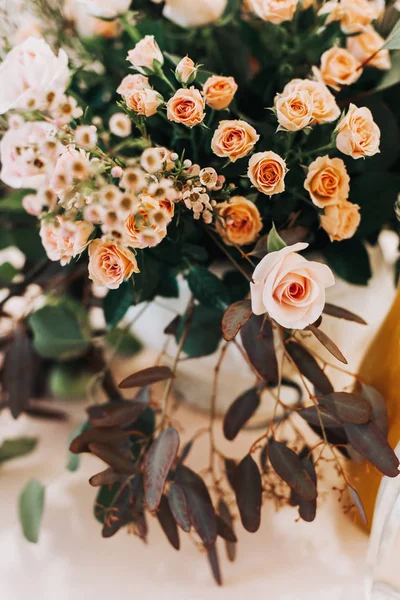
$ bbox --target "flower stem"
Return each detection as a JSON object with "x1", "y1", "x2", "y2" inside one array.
[{"x1": 120, "y1": 14, "x2": 141, "y2": 44}]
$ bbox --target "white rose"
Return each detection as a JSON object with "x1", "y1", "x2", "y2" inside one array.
[
  {"x1": 0, "y1": 37, "x2": 70, "y2": 114},
  {"x1": 76, "y1": 0, "x2": 131, "y2": 18},
  {"x1": 157, "y1": 0, "x2": 228, "y2": 28}
]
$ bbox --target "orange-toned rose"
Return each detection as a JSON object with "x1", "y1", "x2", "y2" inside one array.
[
  {"x1": 166, "y1": 87, "x2": 205, "y2": 127},
  {"x1": 319, "y1": 47, "x2": 362, "y2": 91},
  {"x1": 336, "y1": 103, "x2": 380, "y2": 159},
  {"x1": 216, "y1": 196, "x2": 262, "y2": 246},
  {"x1": 88, "y1": 239, "x2": 139, "y2": 289},
  {"x1": 175, "y1": 56, "x2": 197, "y2": 84},
  {"x1": 347, "y1": 26, "x2": 391, "y2": 71},
  {"x1": 247, "y1": 0, "x2": 298, "y2": 24},
  {"x1": 320, "y1": 202, "x2": 361, "y2": 241},
  {"x1": 281, "y1": 77, "x2": 340, "y2": 124},
  {"x1": 126, "y1": 87, "x2": 163, "y2": 117},
  {"x1": 275, "y1": 88, "x2": 314, "y2": 131},
  {"x1": 304, "y1": 156, "x2": 350, "y2": 208},
  {"x1": 319, "y1": 0, "x2": 381, "y2": 34},
  {"x1": 211, "y1": 119, "x2": 259, "y2": 162},
  {"x1": 247, "y1": 151, "x2": 287, "y2": 196},
  {"x1": 127, "y1": 35, "x2": 163, "y2": 74},
  {"x1": 203, "y1": 75, "x2": 238, "y2": 110}
]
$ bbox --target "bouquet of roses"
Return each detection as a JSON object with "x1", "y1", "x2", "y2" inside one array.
[{"x1": 1, "y1": 0, "x2": 400, "y2": 585}]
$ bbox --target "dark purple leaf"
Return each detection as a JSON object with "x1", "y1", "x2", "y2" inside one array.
[
  {"x1": 222, "y1": 299, "x2": 252, "y2": 341},
  {"x1": 119, "y1": 366, "x2": 173, "y2": 389},
  {"x1": 224, "y1": 458, "x2": 237, "y2": 490},
  {"x1": 299, "y1": 406, "x2": 342, "y2": 428},
  {"x1": 102, "y1": 485, "x2": 133, "y2": 538},
  {"x1": 259, "y1": 444, "x2": 269, "y2": 472},
  {"x1": 168, "y1": 483, "x2": 191, "y2": 532},
  {"x1": 361, "y1": 384, "x2": 388, "y2": 436},
  {"x1": 70, "y1": 426, "x2": 134, "y2": 454},
  {"x1": 297, "y1": 448, "x2": 317, "y2": 522},
  {"x1": 175, "y1": 466, "x2": 217, "y2": 548},
  {"x1": 268, "y1": 441, "x2": 317, "y2": 500},
  {"x1": 164, "y1": 315, "x2": 181, "y2": 336},
  {"x1": 89, "y1": 401, "x2": 147, "y2": 428},
  {"x1": 3, "y1": 326, "x2": 34, "y2": 418},
  {"x1": 233, "y1": 454, "x2": 262, "y2": 533},
  {"x1": 321, "y1": 392, "x2": 371, "y2": 425},
  {"x1": 207, "y1": 546, "x2": 223, "y2": 586},
  {"x1": 179, "y1": 440, "x2": 193, "y2": 464},
  {"x1": 216, "y1": 515, "x2": 237, "y2": 543},
  {"x1": 241, "y1": 315, "x2": 278, "y2": 385},
  {"x1": 249, "y1": 234, "x2": 269, "y2": 258},
  {"x1": 344, "y1": 421, "x2": 399, "y2": 477},
  {"x1": 218, "y1": 499, "x2": 237, "y2": 562},
  {"x1": 89, "y1": 468, "x2": 122, "y2": 487},
  {"x1": 348, "y1": 485, "x2": 367, "y2": 526},
  {"x1": 307, "y1": 324, "x2": 348, "y2": 364},
  {"x1": 285, "y1": 341, "x2": 333, "y2": 395},
  {"x1": 24, "y1": 402, "x2": 69, "y2": 421},
  {"x1": 323, "y1": 303, "x2": 367, "y2": 325},
  {"x1": 157, "y1": 494, "x2": 180, "y2": 550},
  {"x1": 144, "y1": 427, "x2": 180, "y2": 512},
  {"x1": 88, "y1": 443, "x2": 135, "y2": 475},
  {"x1": 223, "y1": 387, "x2": 260, "y2": 441}
]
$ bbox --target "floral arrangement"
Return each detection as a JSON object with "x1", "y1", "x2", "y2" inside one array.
[{"x1": 1, "y1": 0, "x2": 400, "y2": 586}]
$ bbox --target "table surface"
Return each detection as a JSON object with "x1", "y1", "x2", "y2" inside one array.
[{"x1": 0, "y1": 246, "x2": 397, "y2": 600}]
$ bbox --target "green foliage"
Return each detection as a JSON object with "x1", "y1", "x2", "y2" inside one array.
[
  {"x1": 106, "y1": 329, "x2": 143, "y2": 356},
  {"x1": 19, "y1": 479, "x2": 45, "y2": 543},
  {"x1": 0, "y1": 438, "x2": 37, "y2": 463},
  {"x1": 324, "y1": 239, "x2": 372, "y2": 286},
  {"x1": 267, "y1": 224, "x2": 287, "y2": 253},
  {"x1": 0, "y1": 262, "x2": 18, "y2": 284},
  {"x1": 104, "y1": 281, "x2": 134, "y2": 328},
  {"x1": 176, "y1": 305, "x2": 223, "y2": 358},
  {"x1": 29, "y1": 304, "x2": 90, "y2": 360},
  {"x1": 350, "y1": 172, "x2": 400, "y2": 237},
  {"x1": 187, "y1": 266, "x2": 230, "y2": 310},
  {"x1": 67, "y1": 421, "x2": 90, "y2": 472}
]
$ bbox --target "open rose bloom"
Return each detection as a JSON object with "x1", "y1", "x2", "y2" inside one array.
[
  {"x1": 1, "y1": 0, "x2": 400, "y2": 587},
  {"x1": 251, "y1": 243, "x2": 335, "y2": 329}
]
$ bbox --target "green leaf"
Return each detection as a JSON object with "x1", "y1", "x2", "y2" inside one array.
[
  {"x1": 176, "y1": 305, "x2": 223, "y2": 358},
  {"x1": 267, "y1": 224, "x2": 287, "y2": 253},
  {"x1": 349, "y1": 172, "x2": 400, "y2": 237},
  {"x1": 12, "y1": 226, "x2": 46, "y2": 260},
  {"x1": 104, "y1": 281, "x2": 133, "y2": 328},
  {"x1": 67, "y1": 421, "x2": 89, "y2": 472},
  {"x1": 29, "y1": 305, "x2": 90, "y2": 360},
  {"x1": 19, "y1": 479, "x2": 45, "y2": 543},
  {"x1": 106, "y1": 329, "x2": 142, "y2": 356},
  {"x1": 383, "y1": 18, "x2": 400, "y2": 50},
  {"x1": 374, "y1": 51, "x2": 400, "y2": 93},
  {"x1": 133, "y1": 251, "x2": 160, "y2": 304},
  {"x1": 0, "y1": 189, "x2": 28, "y2": 212},
  {"x1": 0, "y1": 262, "x2": 18, "y2": 284},
  {"x1": 324, "y1": 239, "x2": 371, "y2": 286},
  {"x1": 187, "y1": 266, "x2": 230, "y2": 310},
  {"x1": 0, "y1": 438, "x2": 37, "y2": 463}
]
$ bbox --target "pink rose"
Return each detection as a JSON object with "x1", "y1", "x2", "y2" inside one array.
[
  {"x1": 0, "y1": 120, "x2": 61, "y2": 189},
  {"x1": 88, "y1": 239, "x2": 139, "y2": 289},
  {"x1": 250, "y1": 242, "x2": 335, "y2": 329},
  {"x1": 127, "y1": 36, "x2": 164, "y2": 74},
  {"x1": 40, "y1": 216, "x2": 94, "y2": 266}
]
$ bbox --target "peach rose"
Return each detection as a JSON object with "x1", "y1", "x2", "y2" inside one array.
[
  {"x1": 246, "y1": 0, "x2": 298, "y2": 24},
  {"x1": 175, "y1": 56, "x2": 197, "y2": 84},
  {"x1": 40, "y1": 216, "x2": 94, "y2": 266},
  {"x1": 248, "y1": 151, "x2": 287, "y2": 196},
  {"x1": 126, "y1": 87, "x2": 163, "y2": 117},
  {"x1": 319, "y1": 0, "x2": 380, "y2": 34},
  {"x1": 319, "y1": 47, "x2": 362, "y2": 91},
  {"x1": 251, "y1": 242, "x2": 335, "y2": 329},
  {"x1": 336, "y1": 103, "x2": 380, "y2": 159},
  {"x1": 117, "y1": 74, "x2": 150, "y2": 97},
  {"x1": 211, "y1": 119, "x2": 259, "y2": 162},
  {"x1": 275, "y1": 88, "x2": 314, "y2": 131},
  {"x1": 321, "y1": 202, "x2": 361, "y2": 241},
  {"x1": 88, "y1": 239, "x2": 139, "y2": 289},
  {"x1": 167, "y1": 87, "x2": 205, "y2": 127},
  {"x1": 304, "y1": 156, "x2": 350, "y2": 208},
  {"x1": 347, "y1": 26, "x2": 391, "y2": 71},
  {"x1": 127, "y1": 36, "x2": 164, "y2": 74},
  {"x1": 203, "y1": 75, "x2": 238, "y2": 110},
  {"x1": 281, "y1": 78, "x2": 340, "y2": 124},
  {"x1": 216, "y1": 196, "x2": 262, "y2": 246},
  {"x1": 157, "y1": 0, "x2": 228, "y2": 28}
]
